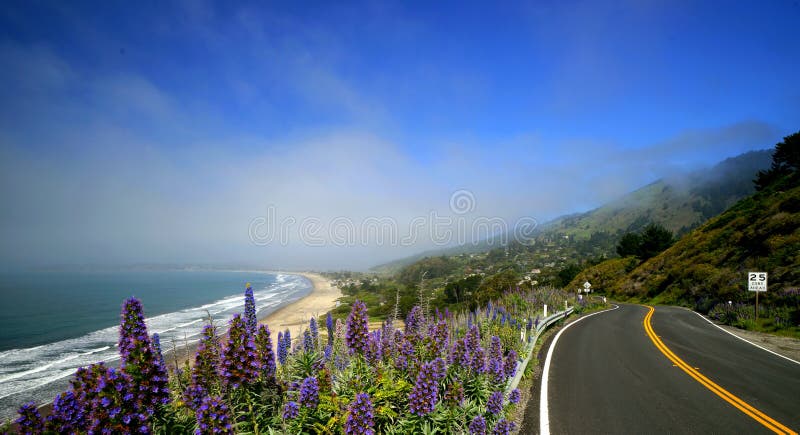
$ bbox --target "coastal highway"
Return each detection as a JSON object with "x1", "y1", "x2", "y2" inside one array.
[{"x1": 535, "y1": 304, "x2": 800, "y2": 434}]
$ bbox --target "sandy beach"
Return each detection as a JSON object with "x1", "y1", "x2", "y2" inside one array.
[
  {"x1": 164, "y1": 271, "x2": 341, "y2": 370},
  {"x1": 258, "y1": 272, "x2": 342, "y2": 346}
]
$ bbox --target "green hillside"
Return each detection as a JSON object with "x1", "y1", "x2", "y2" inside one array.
[
  {"x1": 372, "y1": 150, "x2": 772, "y2": 274},
  {"x1": 569, "y1": 134, "x2": 800, "y2": 335},
  {"x1": 543, "y1": 150, "x2": 773, "y2": 239}
]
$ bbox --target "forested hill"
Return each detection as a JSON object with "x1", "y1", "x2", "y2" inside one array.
[
  {"x1": 542, "y1": 150, "x2": 773, "y2": 238},
  {"x1": 372, "y1": 149, "x2": 773, "y2": 273},
  {"x1": 569, "y1": 133, "x2": 799, "y2": 330}
]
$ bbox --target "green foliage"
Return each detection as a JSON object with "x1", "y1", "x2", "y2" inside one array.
[
  {"x1": 638, "y1": 224, "x2": 674, "y2": 260},
  {"x1": 443, "y1": 275, "x2": 481, "y2": 304},
  {"x1": 397, "y1": 256, "x2": 459, "y2": 285},
  {"x1": 542, "y1": 150, "x2": 771, "y2": 240},
  {"x1": 756, "y1": 131, "x2": 800, "y2": 191},
  {"x1": 476, "y1": 270, "x2": 519, "y2": 305},
  {"x1": 556, "y1": 264, "x2": 582, "y2": 287},
  {"x1": 616, "y1": 232, "x2": 642, "y2": 257},
  {"x1": 615, "y1": 224, "x2": 674, "y2": 261}
]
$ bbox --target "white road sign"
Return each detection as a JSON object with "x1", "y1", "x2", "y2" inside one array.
[{"x1": 748, "y1": 272, "x2": 767, "y2": 292}]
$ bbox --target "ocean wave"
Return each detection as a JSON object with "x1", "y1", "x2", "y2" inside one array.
[{"x1": 0, "y1": 273, "x2": 310, "y2": 407}]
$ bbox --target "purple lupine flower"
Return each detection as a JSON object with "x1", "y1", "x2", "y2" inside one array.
[
  {"x1": 118, "y1": 297, "x2": 170, "y2": 415},
  {"x1": 309, "y1": 317, "x2": 319, "y2": 348},
  {"x1": 470, "y1": 345, "x2": 486, "y2": 374},
  {"x1": 380, "y1": 321, "x2": 394, "y2": 360},
  {"x1": 185, "y1": 324, "x2": 221, "y2": 409},
  {"x1": 465, "y1": 325, "x2": 481, "y2": 354},
  {"x1": 429, "y1": 320, "x2": 449, "y2": 357},
  {"x1": 299, "y1": 376, "x2": 319, "y2": 409},
  {"x1": 277, "y1": 331, "x2": 287, "y2": 366},
  {"x1": 487, "y1": 390, "x2": 504, "y2": 415},
  {"x1": 303, "y1": 329, "x2": 314, "y2": 353},
  {"x1": 284, "y1": 329, "x2": 292, "y2": 355},
  {"x1": 86, "y1": 365, "x2": 149, "y2": 434},
  {"x1": 151, "y1": 333, "x2": 165, "y2": 371},
  {"x1": 46, "y1": 391, "x2": 86, "y2": 433},
  {"x1": 450, "y1": 337, "x2": 469, "y2": 368},
  {"x1": 334, "y1": 353, "x2": 349, "y2": 372},
  {"x1": 404, "y1": 306, "x2": 424, "y2": 338},
  {"x1": 444, "y1": 381, "x2": 465, "y2": 406},
  {"x1": 487, "y1": 356, "x2": 505, "y2": 383},
  {"x1": 346, "y1": 300, "x2": 369, "y2": 355},
  {"x1": 489, "y1": 336, "x2": 503, "y2": 361},
  {"x1": 492, "y1": 419, "x2": 516, "y2": 435},
  {"x1": 526, "y1": 317, "x2": 533, "y2": 332},
  {"x1": 469, "y1": 415, "x2": 487, "y2": 435},
  {"x1": 220, "y1": 314, "x2": 259, "y2": 390},
  {"x1": 508, "y1": 388, "x2": 521, "y2": 404},
  {"x1": 68, "y1": 364, "x2": 97, "y2": 417},
  {"x1": 282, "y1": 401, "x2": 299, "y2": 419},
  {"x1": 254, "y1": 324, "x2": 276, "y2": 380},
  {"x1": 394, "y1": 355, "x2": 409, "y2": 372},
  {"x1": 409, "y1": 359, "x2": 440, "y2": 416},
  {"x1": 323, "y1": 344, "x2": 333, "y2": 361},
  {"x1": 504, "y1": 350, "x2": 518, "y2": 379},
  {"x1": 365, "y1": 330, "x2": 382, "y2": 365},
  {"x1": 16, "y1": 402, "x2": 44, "y2": 435},
  {"x1": 345, "y1": 393, "x2": 375, "y2": 435},
  {"x1": 244, "y1": 283, "x2": 258, "y2": 334},
  {"x1": 326, "y1": 312, "x2": 334, "y2": 346},
  {"x1": 195, "y1": 395, "x2": 233, "y2": 435},
  {"x1": 430, "y1": 357, "x2": 446, "y2": 382}
]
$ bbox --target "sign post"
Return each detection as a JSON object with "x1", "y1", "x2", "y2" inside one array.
[{"x1": 747, "y1": 272, "x2": 767, "y2": 322}]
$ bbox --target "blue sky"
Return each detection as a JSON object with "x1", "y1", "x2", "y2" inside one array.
[{"x1": 1, "y1": 1, "x2": 799, "y2": 269}]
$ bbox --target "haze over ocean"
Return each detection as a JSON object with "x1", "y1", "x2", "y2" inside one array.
[{"x1": 0, "y1": 270, "x2": 311, "y2": 421}]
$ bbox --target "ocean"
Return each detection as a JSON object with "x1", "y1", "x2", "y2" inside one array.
[{"x1": 0, "y1": 270, "x2": 311, "y2": 422}]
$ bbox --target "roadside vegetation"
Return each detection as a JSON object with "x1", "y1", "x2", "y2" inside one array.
[{"x1": 3, "y1": 284, "x2": 602, "y2": 434}]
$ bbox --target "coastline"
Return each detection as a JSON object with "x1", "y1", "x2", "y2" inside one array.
[
  {"x1": 258, "y1": 272, "x2": 341, "y2": 345},
  {"x1": 164, "y1": 271, "x2": 340, "y2": 370},
  {"x1": 5, "y1": 271, "x2": 340, "y2": 426}
]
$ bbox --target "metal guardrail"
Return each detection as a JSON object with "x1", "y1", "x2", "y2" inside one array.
[{"x1": 505, "y1": 306, "x2": 574, "y2": 396}]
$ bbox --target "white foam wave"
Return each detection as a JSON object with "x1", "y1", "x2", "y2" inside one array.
[{"x1": 0, "y1": 273, "x2": 310, "y2": 403}]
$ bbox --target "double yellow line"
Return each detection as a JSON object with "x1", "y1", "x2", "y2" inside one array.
[{"x1": 643, "y1": 305, "x2": 796, "y2": 435}]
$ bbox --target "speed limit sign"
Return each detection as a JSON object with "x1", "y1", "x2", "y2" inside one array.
[{"x1": 748, "y1": 272, "x2": 767, "y2": 292}]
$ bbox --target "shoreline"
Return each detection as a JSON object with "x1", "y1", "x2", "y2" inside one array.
[
  {"x1": 165, "y1": 271, "x2": 341, "y2": 370},
  {"x1": 6, "y1": 271, "x2": 340, "y2": 426},
  {"x1": 258, "y1": 272, "x2": 341, "y2": 344}
]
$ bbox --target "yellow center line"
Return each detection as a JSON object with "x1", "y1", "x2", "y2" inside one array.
[{"x1": 642, "y1": 305, "x2": 797, "y2": 435}]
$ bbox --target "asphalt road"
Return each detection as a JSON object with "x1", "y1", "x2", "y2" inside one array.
[{"x1": 540, "y1": 304, "x2": 800, "y2": 434}]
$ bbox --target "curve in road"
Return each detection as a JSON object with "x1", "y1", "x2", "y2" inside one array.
[{"x1": 540, "y1": 304, "x2": 800, "y2": 434}]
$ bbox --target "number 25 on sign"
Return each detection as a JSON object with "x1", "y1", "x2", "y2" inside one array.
[{"x1": 748, "y1": 272, "x2": 767, "y2": 321}]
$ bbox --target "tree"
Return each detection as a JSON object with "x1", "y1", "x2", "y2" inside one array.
[
  {"x1": 616, "y1": 224, "x2": 673, "y2": 260},
  {"x1": 556, "y1": 264, "x2": 582, "y2": 287},
  {"x1": 443, "y1": 275, "x2": 482, "y2": 304},
  {"x1": 638, "y1": 224, "x2": 674, "y2": 260},
  {"x1": 477, "y1": 269, "x2": 518, "y2": 305},
  {"x1": 755, "y1": 131, "x2": 800, "y2": 190},
  {"x1": 616, "y1": 233, "x2": 642, "y2": 257}
]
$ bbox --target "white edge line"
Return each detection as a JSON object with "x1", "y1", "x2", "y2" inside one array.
[
  {"x1": 540, "y1": 304, "x2": 619, "y2": 435},
  {"x1": 691, "y1": 311, "x2": 800, "y2": 366}
]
